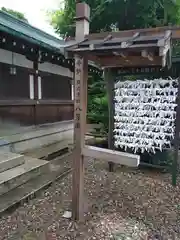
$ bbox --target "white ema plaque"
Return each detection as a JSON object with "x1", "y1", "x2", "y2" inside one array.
[{"x1": 114, "y1": 78, "x2": 178, "y2": 154}]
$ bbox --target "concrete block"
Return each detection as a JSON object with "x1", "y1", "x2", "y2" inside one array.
[
  {"x1": 0, "y1": 121, "x2": 73, "y2": 154},
  {"x1": 0, "y1": 152, "x2": 24, "y2": 173}
]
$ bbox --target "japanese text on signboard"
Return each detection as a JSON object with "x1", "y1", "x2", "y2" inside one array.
[{"x1": 74, "y1": 57, "x2": 82, "y2": 129}]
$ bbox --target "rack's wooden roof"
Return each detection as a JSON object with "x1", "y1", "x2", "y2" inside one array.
[
  {"x1": 66, "y1": 27, "x2": 174, "y2": 68},
  {"x1": 85, "y1": 25, "x2": 180, "y2": 40}
]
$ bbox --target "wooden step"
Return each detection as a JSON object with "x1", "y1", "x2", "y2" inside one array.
[
  {"x1": 24, "y1": 140, "x2": 71, "y2": 159},
  {"x1": 0, "y1": 153, "x2": 72, "y2": 215},
  {"x1": 0, "y1": 157, "x2": 49, "y2": 196}
]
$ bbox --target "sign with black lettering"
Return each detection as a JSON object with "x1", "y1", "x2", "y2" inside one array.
[{"x1": 74, "y1": 56, "x2": 83, "y2": 129}]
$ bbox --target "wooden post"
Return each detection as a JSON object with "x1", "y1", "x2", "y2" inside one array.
[
  {"x1": 105, "y1": 69, "x2": 115, "y2": 172},
  {"x1": 172, "y1": 77, "x2": 180, "y2": 186},
  {"x1": 72, "y1": 2, "x2": 90, "y2": 221},
  {"x1": 33, "y1": 61, "x2": 38, "y2": 126}
]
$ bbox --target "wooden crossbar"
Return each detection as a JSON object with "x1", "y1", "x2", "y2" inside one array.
[{"x1": 82, "y1": 145, "x2": 140, "y2": 167}]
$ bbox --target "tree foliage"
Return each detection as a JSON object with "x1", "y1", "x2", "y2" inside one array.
[
  {"x1": 87, "y1": 73, "x2": 108, "y2": 133},
  {"x1": 49, "y1": 0, "x2": 180, "y2": 38},
  {"x1": 1, "y1": 7, "x2": 28, "y2": 22}
]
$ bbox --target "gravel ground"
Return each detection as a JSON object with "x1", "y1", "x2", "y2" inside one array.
[{"x1": 0, "y1": 158, "x2": 180, "y2": 240}]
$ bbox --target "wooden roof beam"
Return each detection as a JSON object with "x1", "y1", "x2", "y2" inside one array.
[
  {"x1": 99, "y1": 55, "x2": 162, "y2": 68},
  {"x1": 86, "y1": 54, "x2": 102, "y2": 66},
  {"x1": 158, "y1": 31, "x2": 171, "y2": 67},
  {"x1": 157, "y1": 30, "x2": 171, "y2": 47},
  {"x1": 103, "y1": 34, "x2": 113, "y2": 42},
  {"x1": 121, "y1": 32, "x2": 140, "y2": 48},
  {"x1": 141, "y1": 50, "x2": 154, "y2": 61},
  {"x1": 88, "y1": 34, "x2": 113, "y2": 50},
  {"x1": 113, "y1": 51, "x2": 128, "y2": 58}
]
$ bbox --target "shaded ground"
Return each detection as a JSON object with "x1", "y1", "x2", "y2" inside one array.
[{"x1": 0, "y1": 158, "x2": 180, "y2": 240}]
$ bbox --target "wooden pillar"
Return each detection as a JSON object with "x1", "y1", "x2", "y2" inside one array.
[
  {"x1": 172, "y1": 77, "x2": 180, "y2": 186},
  {"x1": 33, "y1": 61, "x2": 38, "y2": 126},
  {"x1": 72, "y1": 2, "x2": 90, "y2": 221},
  {"x1": 105, "y1": 69, "x2": 115, "y2": 172}
]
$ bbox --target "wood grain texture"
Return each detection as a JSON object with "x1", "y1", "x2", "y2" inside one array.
[
  {"x1": 86, "y1": 26, "x2": 180, "y2": 40},
  {"x1": 105, "y1": 69, "x2": 115, "y2": 172},
  {"x1": 72, "y1": 55, "x2": 88, "y2": 221},
  {"x1": 82, "y1": 145, "x2": 140, "y2": 167},
  {"x1": 0, "y1": 103, "x2": 73, "y2": 125}
]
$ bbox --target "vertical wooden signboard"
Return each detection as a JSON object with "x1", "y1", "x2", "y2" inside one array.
[
  {"x1": 33, "y1": 61, "x2": 38, "y2": 126},
  {"x1": 72, "y1": 54, "x2": 88, "y2": 220},
  {"x1": 72, "y1": 1, "x2": 90, "y2": 221}
]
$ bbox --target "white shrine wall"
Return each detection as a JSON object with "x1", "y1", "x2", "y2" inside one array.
[{"x1": 0, "y1": 48, "x2": 33, "y2": 69}]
